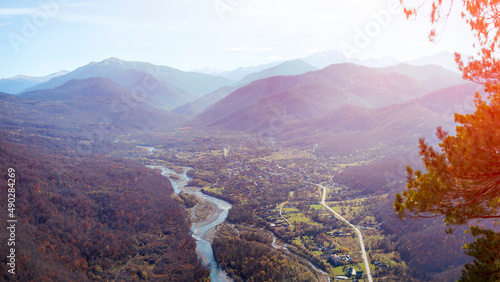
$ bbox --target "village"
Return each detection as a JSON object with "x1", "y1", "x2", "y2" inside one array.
[{"x1": 128, "y1": 143, "x2": 407, "y2": 280}]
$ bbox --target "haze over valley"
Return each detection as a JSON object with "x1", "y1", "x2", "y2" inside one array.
[
  {"x1": 1, "y1": 1, "x2": 493, "y2": 281},
  {"x1": 0, "y1": 50, "x2": 480, "y2": 281}
]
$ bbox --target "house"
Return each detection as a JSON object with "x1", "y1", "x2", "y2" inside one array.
[
  {"x1": 327, "y1": 255, "x2": 341, "y2": 267},
  {"x1": 346, "y1": 267, "x2": 356, "y2": 277}
]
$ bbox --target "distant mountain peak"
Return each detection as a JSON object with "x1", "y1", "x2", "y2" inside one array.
[
  {"x1": 301, "y1": 49, "x2": 458, "y2": 72},
  {"x1": 189, "y1": 67, "x2": 225, "y2": 74},
  {"x1": 279, "y1": 59, "x2": 314, "y2": 67},
  {"x1": 3, "y1": 70, "x2": 69, "y2": 81},
  {"x1": 0, "y1": 70, "x2": 70, "y2": 94},
  {"x1": 90, "y1": 57, "x2": 125, "y2": 66},
  {"x1": 103, "y1": 57, "x2": 123, "y2": 62},
  {"x1": 47, "y1": 70, "x2": 69, "y2": 77}
]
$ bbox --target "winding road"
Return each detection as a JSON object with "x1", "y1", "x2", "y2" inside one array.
[{"x1": 317, "y1": 184, "x2": 373, "y2": 282}]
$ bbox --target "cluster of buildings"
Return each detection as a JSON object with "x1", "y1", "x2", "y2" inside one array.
[
  {"x1": 372, "y1": 260, "x2": 388, "y2": 269},
  {"x1": 327, "y1": 254, "x2": 354, "y2": 266}
]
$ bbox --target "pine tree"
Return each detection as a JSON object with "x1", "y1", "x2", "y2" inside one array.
[{"x1": 394, "y1": 0, "x2": 500, "y2": 279}]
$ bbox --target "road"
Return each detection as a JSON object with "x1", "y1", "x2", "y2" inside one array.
[
  {"x1": 278, "y1": 202, "x2": 292, "y2": 226},
  {"x1": 270, "y1": 233, "x2": 330, "y2": 282},
  {"x1": 317, "y1": 184, "x2": 373, "y2": 282}
]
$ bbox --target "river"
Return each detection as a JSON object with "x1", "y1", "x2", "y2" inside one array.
[{"x1": 147, "y1": 165, "x2": 233, "y2": 282}]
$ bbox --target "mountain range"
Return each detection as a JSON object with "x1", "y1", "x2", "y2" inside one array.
[
  {"x1": 14, "y1": 58, "x2": 234, "y2": 110},
  {"x1": 188, "y1": 50, "x2": 458, "y2": 78},
  {"x1": 301, "y1": 50, "x2": 459, "y2": 72},
  {"x1": 190, "y1": 63, "x2": 464, "y2": 134},
  {"x1": 1, "y1": 77, "x2": 186, "y2": 143},
  {"x1": 173, "y1": 59, "x2": 318, "y2": 116},
  {"x1": 0, "y1": 51, "x2": 459, "y2": 113},
  {"x1": 0, "y1": 70, "x2": 68, "y2": 94},
  {"x1": 0, "y1": 54, "x2": 472, "y2": 157},
  {"x1": 281, "y1": 82, "x2": 481, "y2": 154}
]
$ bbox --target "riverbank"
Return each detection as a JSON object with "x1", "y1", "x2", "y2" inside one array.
[
  {"x1": 203, "y1": 226, "x2": 218, "y2": 244},
  {"x1": 157, "y1": 166, "x2": 233, "y2": 281},
  {"x1": 187, "y1": 189, "x2": 224, "y2": 244},
  {"x1": 189, "y1": 198, "x2": 223, "y2": 228}
]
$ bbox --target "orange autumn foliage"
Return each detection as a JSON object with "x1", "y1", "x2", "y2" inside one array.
[
  {"x1": 395, "y1": 1, "x2": 500, "y2": 279},
  {"x1": 396, "y1": 0, "x2": 500, "y2": 224}
]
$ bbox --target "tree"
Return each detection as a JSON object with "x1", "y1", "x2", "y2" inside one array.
[
  {"x1": 394, "y1": 0, "x2": 500, "y2": 279},
  {"x1": 395, "y1": 102, "x2": 500, "y2": 225},
  {"x1": 460, "y1": 226, "x2": 500, "y2": 281},
  {"x1": 395, "y1": 0, "x2": 500, "y2": 223}
]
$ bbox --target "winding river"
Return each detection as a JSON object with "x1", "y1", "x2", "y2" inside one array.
[{"x1": 147, "y1": 165, "x2": 233, "y2": 282}]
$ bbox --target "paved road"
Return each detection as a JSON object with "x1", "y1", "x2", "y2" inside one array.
[{"x1": 317, "y1": 184, "x2": 373, "y2": 282}]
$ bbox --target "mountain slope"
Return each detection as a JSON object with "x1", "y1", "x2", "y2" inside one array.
[
  {"x1": 378, "y1": 63, "x2": 463, "y2": 90},
  {"x1": 191, "y1": 63, "x2": 463, "y2": 132},
  {"x1": 191, "y1": 74, "x2": 307, "y2": 130},
  {"x1": 404, "y1": 51, "x2": 459, "y2": 72},
  {"x1": 301, "y1": 50, "x2": 350, "y2": 69},
  {"x1": 172, "y1": 60, "x2": 318, "y2": 116},
  {"x1": 281, "y1": 83, "x2": 481, "y2": 154},
  {"x1": 0, "y1": 133, "x2": 208, "y2": 281},
  {"x1": 172, "y1": 86, "x2": 235, "y2": 116},
  {"x1": 216, "y1": 61, "x2": 283, "y2": 81},
  {"x1": 234, "y1": 59, "x2": 317, "y2": 87},
  {"x1": 21, "y1": 58, "x2": 233, "y2": 104},
  {"x1": 15, "y1": 77, "x2": 187, "y2": 131}
]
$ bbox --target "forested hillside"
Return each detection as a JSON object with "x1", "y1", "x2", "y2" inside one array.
[
  {"x1": 0, "y1": 135, "x2": 209, "y2": 281},
  {"x1": 375, "y1": 195, "x2": 471, "y2": 280}
]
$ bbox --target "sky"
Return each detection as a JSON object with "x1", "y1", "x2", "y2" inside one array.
[{"x1": 0, "y1": 0, "x2": 475, "y2": 78}]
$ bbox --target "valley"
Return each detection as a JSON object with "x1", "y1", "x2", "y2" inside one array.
[
  {"x1": 3, "y1": 0, "x2": 499, "y2": 280},
  {"x1": 0, "y1": 56, "x2": 478, "y2": 281},
  {"x1": 114, "y1": 140, "x2": 471, "y2": 281}
]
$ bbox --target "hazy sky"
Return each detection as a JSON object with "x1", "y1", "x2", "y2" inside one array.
[{"x1": 0, "y1": 0, "x2": 474, "y2": 78}]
